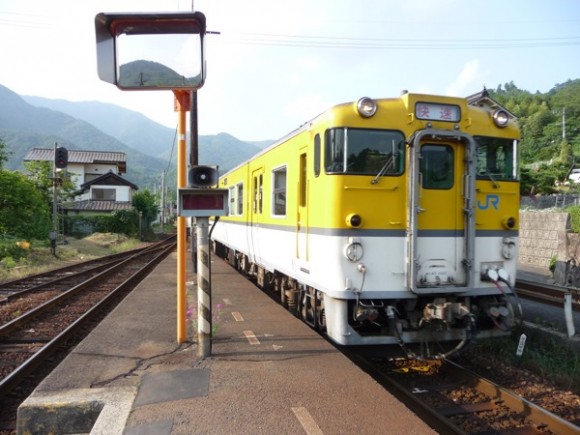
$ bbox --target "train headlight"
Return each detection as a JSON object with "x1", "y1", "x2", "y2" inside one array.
[
  {"x1": 492, "y1": 109, "x2": 509, "y2": 128},
  {"x1": 502, "y1": 216, "x2": 517, "y2": 229},
  {"x1": 356, "y1": 97, "x2": 377, "y2": 118},
  {"x1": 344, "y1": 242, "x2": 363, "y2": 262},
  {"x1": 346, "y1": 213, "x2": 362, "y2": 228}
]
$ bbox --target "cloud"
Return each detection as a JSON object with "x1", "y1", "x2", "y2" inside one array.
[{"x1": 446, "y1": 59, "x2": 487, "y2": 97}]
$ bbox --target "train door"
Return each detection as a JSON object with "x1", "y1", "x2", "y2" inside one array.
[
  {"x1": 406, "y1": 130, "x2": 476, "y2": 293},
  {"x1": 296, "y1": 151, "x2": 309, "y2": 262},
  {"x1": 250, "y1": 167, "x2": 264, "y2": 264}
]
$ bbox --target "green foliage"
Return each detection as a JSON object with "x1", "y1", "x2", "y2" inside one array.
[
  {"x1": 491, "y1": 80, "x2": 580, "y2": 194},
  {"x1": 132, "y1": 189, "x2": 159, "y2": 225},
  {"x1": 0, "y1": 169, "x2": 52, "y2": 239},
  {"x1": 0, "y1": 236, "x2": 28, "y2": 264},
  {"x1": 64, "y1": 210, "x2": 140, "y2": 238},
  {"x1": 23, "y1": 160, "x2": 77, "y2": 207},
  {"x1": 468, "y1": 328, "x2": 580, "y2": 393},
  {"x1": 566, "y1": 205, "x2": 580, "y2": 233},
  {"x1": 0, "y1": 136, "x2": 9, "y2": 169}
]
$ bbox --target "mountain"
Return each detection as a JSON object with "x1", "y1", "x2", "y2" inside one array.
[
  {"x1": 23, "y1": 96, "x2": 176, "y2": 159},
  {"x1": 118, "y1": 60, "x2": 201, "y2": 88},
  {"x1": 22, "y1": 96, "x2": 266, "y2": 168},
  {"x1": 0, "y1": 84, "x2": 268, "y2": 190}
]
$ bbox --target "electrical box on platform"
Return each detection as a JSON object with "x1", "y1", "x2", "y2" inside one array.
[{"x1": 177, "y1": 188, "x2": 228, "y2": 217}]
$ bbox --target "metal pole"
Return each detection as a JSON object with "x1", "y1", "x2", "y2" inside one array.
[
  {"x1": 196, "y1": 217, "x2": 211, "y2": 358},
  {"x1": 174, "y1": 90, "x2": 191, "y2": 343},
  {"x1": 52, "y1": 142, "x2": 58, "y2": 255},
  {"x1": 190, "y1": 91, "x2": 198, "y2": 274},
  {"x1": 161, "y1": 171, "x2": 165, "y2": 234},
  {"x1": 564, "y1": 293, "x2": 576, "y2": 337}
]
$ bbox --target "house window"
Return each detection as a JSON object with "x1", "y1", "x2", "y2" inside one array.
[
  {"x1": 92, "y1": 188, "x2": 116, "y2": 200},
  {"x1": 272, "y1": 166, "x2": 287, "y2": 216}
]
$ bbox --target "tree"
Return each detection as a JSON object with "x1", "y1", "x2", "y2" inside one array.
[
  {"x1": 132, "y1": 189, "x2": 159, "y2": 226},
  {"x1": 23, "y1": 161, "x2": 77, "y2": 208},
  {"x1": 0, "y1": 170, "x2": 52, "y2": 239},
  {"x1": 0, "y1": 137, "x2": 9, "y2": 169}
]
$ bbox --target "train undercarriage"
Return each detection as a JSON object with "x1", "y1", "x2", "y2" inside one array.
[{"x1": 214, "y1": 242, "x2": 522, "y2": 359}]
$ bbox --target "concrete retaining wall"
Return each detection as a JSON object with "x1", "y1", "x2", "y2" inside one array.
[{"x1": 518, "y1": 211, "x2": 570, "y2": 270}]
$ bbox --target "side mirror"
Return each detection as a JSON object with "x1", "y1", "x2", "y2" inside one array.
[{"x1": 95, "y1": 12, "x2": 206, "y2": 90}]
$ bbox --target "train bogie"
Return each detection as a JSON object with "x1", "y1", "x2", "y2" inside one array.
[{"x1": 211, "y1": 91, "x2": 521, "y2": 358}]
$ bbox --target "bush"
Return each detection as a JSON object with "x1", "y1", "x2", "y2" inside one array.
[
  {"x1": 64, "y1": 210, "x2": 140, "y2": 238},
  {"x1": 566, "y1": 205, "x2": 580, "y2": 233},
  {"x1": 0, "y1": 236, "x2": 28, "y2": 265}
]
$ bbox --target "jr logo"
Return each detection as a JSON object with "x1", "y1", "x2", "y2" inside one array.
[{"x1": 478, "y1": 194, "x2": 499, "y2": 210}]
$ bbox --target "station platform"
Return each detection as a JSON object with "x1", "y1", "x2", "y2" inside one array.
[{"x1": 17, "y1": 252, "x2": 436, "y2": 435}]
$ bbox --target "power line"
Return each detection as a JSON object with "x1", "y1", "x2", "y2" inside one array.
[{"x1": 218, "y1": 32, "x2": 580, "y2": 50}]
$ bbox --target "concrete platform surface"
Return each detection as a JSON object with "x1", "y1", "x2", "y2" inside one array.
[{"x1": 18, "y1": 252, "x2": 436, "y2": 435}]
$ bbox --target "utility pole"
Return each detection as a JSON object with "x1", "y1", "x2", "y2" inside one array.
[
  {"x1": 161, "y1": 171, "x2": 166, "y2": 234},
  {"x1": 562, "y1": 107, "x2": 566, "y2": 140},
  {"x1": 51, "y1": 142, "x2": 58, "y2": 256}
]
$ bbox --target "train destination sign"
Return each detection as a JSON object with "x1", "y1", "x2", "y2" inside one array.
[{"x1": 415, "y1": 102, "x2": 460, "y2": 122}]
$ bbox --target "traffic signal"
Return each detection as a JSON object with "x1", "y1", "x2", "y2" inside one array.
[{"x1": 55, "y1": 147, "x2": 68, "y2": 169}]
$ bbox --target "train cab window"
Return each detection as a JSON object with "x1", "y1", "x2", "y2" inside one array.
[
  {"x1": 475, "y1": 136, "x2": 518, "y2": 181},
  {"x1": 324, "y1": 128, "x2": 404, "y2": 176},
  {"x1": 272, "y1": 166, "x2": 287, "y2": 216},
  {"x1": 420, "y1": 145, "x2": 454, "y2": 189}
]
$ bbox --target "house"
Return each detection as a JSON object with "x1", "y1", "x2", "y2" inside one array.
[
  {"x1": 24, "y1": 148, "x2": 138, "y2": 214},
  {"x1": 466, "y1": 87, "x2": 517, "y2": 120}
]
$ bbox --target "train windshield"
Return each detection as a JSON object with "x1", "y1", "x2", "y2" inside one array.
[
  {"x1": 324, "y1": 128, "x2": 405, "y2": 175},
  {"x1": 475, "y1": 136, "x2": 519, "y2": 181}
]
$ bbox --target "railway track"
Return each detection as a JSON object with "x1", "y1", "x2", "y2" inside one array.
[
  {"x1": 348, "y1": 351, "x2": 580, "y2": 434},
  {"x1": 516, "y1": 278, "x2": 580, "y2": 311},
  {"x1": 0, "y1": 236, "x2": 176, "y2": 432}
]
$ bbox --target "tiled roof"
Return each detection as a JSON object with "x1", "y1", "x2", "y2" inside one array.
[
  {"x1": 80, "y1": 172, "x2": 138, "y2": 191},
  {"x1": 24, "y1": 148, "x2": 127, "y2": 173},
  {"x1": 466, "y1": 88, "x2": 517, "y2": 119},
  {"x1": 66, "y1": 200, "x2": 134, "y2": 212}
]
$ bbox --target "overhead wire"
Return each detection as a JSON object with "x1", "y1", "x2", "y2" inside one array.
[{"x1": 218, "y1": 32, "x2": 580, "y2": 50}]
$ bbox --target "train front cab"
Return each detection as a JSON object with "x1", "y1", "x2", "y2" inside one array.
[{"x1": 319, "y1": 95, "x2": 521, "y2": 356}]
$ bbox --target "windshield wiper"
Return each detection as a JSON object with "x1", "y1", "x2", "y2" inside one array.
[{"x1": 371, "y1": 156, "x2": 394, "y2": 184}]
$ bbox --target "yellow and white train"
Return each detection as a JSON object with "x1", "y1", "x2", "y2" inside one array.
[{"x1": 211, "y1": 91, "x2": 521, "y2": 358}]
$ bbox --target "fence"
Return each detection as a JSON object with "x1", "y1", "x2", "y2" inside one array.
[{"x1": 521, "y1": 195, "x2": 580, "y2": 210}]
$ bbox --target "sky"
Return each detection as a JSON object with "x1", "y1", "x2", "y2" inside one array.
[{"x1": 0, "y1": 0, "x2": 579, "y2": 142}]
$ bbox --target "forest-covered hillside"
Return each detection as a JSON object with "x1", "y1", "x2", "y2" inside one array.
[
  {"x1": 489, "y1": 79, "x2": 580, "y2": 194},
  {"x1": 491, "y1": 79, "x2": 579, "y2": 163}
]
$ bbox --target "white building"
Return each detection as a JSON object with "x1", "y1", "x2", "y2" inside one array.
[{"x1": 24, "y1": 148, "x2": 138, "y2": 214}]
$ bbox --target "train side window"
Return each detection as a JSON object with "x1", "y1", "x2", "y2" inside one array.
[
  {"x1": 229, "y1": 186, "x2": 236, "y2": 216},
  {"x1": 314, "y1": 134, "x2": 321, "y2": 177},
  {"x1": 272, "y1": 166, "x2": 287, "y2": 217},
  {"x1": 420, "y1": 144, "x2": 454, "y2": 189},
  {"x1": 300, "y1": 153, "x2": 307, "y2": 207},
  {"x1": 259, "y1": 174, "x2": 263, "y2": 213},
  {"x1": 236, "y1": 182, "x2": 244, "y2": 215}
]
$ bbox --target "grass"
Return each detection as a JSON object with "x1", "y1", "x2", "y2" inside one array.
[
  {"x1": 0, "y1": 233, "x2": 147, "y2": 282},
  {"x1": 470, "y1": 326, "x2": 580, "y2": 393}
]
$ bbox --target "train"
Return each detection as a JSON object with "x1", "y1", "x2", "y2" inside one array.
[{"x1": 210, "y1": 90, "x2": 521, "y2": 358}]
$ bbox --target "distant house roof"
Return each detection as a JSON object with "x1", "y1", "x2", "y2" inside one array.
[
  {"x1": 24, "y1": 148, "x2": 127, "y2": 174},
  {"x1": 80, "y1": 171, "x2": 138, "y2": 193},
  {"x1": 67, "y1": 200, "x2": 133, "y2": 213},
  {"x1": 466, "y1": 87, "x2": 517, "y2": 120}
]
